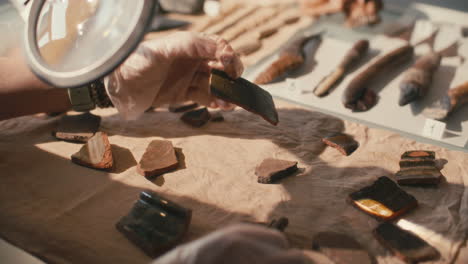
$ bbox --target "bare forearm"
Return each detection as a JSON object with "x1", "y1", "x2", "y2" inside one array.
[{"x1": 0, "y1": 54, "x2": 71, "y2": 120}]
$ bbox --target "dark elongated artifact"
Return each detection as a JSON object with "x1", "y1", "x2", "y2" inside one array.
[
  {"x1": 180, "y1": 108, "x2": 211, "y2": 127},
  {"x1": 254, "y1": 33, "x2": 322, "y2": 85},
  {"x1": 314, "y1": 39, "x2": 369, "y2": 97},
  {"x1": 256, "y1": 158, "x2": 298, "y2": 184},
  {"x1": 211, "y1": 69, "x2": 279, "y2": 125},
  {"x1": 343, "y1": 45, "x2": 414, "y2": 111},
  {"x1": 399, "y1": 52, "x2": 441, "y2": 106},
  {"x1": 53, "y1": 113, "x2": 101, "y2": 143},
  {"x1": 71, "y1": 132, "x2": 113, "y2": 170},
  {"x1": 322, "y1": 133, "x2": 359, "y2": 156},
  {"x1": 137, "y1": 140, "x2": 179, "y2": 178},
  {"x1": 116, "y1": 191, "x2": 192, "y2": 258},
  {"x1": 168, "y1": 101, "x2": 198, "y2": 113},
  {"x1": 268, "y1": 217, "x2": 289, "y2": 232},
  {"x1": 399, "y1": 159, "x2": 436, "y2": 168},
  {"x1": 312, "y1": 232, "x2": 375, "y2": 264},
  {"x1": 424, "y1": 81, "x2": 468, "y2": 120},
  {"x1": 348, "y1": 176, "x2": 418, "y2": 221},
  {"x1": 374, "y1": 222, "x2": 440, "y2": 263}
]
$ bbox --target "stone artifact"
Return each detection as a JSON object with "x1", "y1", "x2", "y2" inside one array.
[
  {"x1": 312, "y1": 232, "x2": 375, "y2": 264},
  {"x1": 322, "y1": 133, "x2": 359, "y2": 156},
  {"x1": 399, "y1": 52, "x2": 441, "y2": 106},
  {"x1": 223, "y1": 7, "x2": 279, "y2": 42},
  {"x1": 254, "y1": 33, "x2": 322, "y2": 85},
  {"x1": 53, "y1": 113, "x2": 101, "y2": 143},
  {"x1": 374, "y1": 222, "x2": 440, "y2": 263},
  {"x1": 71, "y1": 132, "x2": 113, "y2": 170},
  {"x1": 194, "y1": 4, "x2": 240, "y2": 32},
  {"x1": 211, "y1": 69, "x2": 279, "y2": 125},
  {"x1": 180, "y1": 108, "x2": 211, "y2": 127},
  {"x1": 396, "y1": 150, "x2": 442, "y2": 185},
  {"x1": 255, "y1": 158, "x2": 298, "y2": 184},
  {"x1": 348, "y1": 176, "x2": 418, "y2": 220},
  {"x1": 424, "y1": 81, "x2": 468, "y2": 120},
  {"x1": 343, "y1": 45, "x2": 414, "y2": 111},
  {"x1": 137, "y1": 140, "x2": 179, "y2": 178},
  {"x1": 168, "y1": 101, "x2": 198, "y2": 113},
  {"x1": 116, "y1": 190, "x2": 192, "y2": 258},
  {"x1": 314, "y1": 39, "x2": 369, "y2": 97},
  {"x1": 267, "y1": 217, "x2": 289, "y2": 232}
]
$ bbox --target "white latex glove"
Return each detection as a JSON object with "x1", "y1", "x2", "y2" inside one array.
[
  {"x1": 152, "y1": 224, "x2": 311, "y2": 264},
  {"x1": 104, "y1": 31, "x2": 244, "y2": 120}
]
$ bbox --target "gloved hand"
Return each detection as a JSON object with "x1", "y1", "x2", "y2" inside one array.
[
  {"x1": 104, "y1": 32, "x2": 244, "y2": 120},
  {"x1": 152, "y1": 224, "x2": 311, "y2": 264}
]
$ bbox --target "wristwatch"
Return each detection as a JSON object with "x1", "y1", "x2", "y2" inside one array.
[{"x1": 67, "y1": 79, "x2": 113, "y2": 112}]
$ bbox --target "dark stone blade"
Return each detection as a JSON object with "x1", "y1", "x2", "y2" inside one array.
[
  {"x1": 211, "y1": 69, "x2": 279, "y2": 125},
  {"x1": 116, "y1": 190, "x2": 192, "y2": 258},
  {"x1": 374, "y1": 222, "x2": 440, "y2": 263},
  {"x1": 52, "y1": 113, "x2": 101, "y2": 143}
]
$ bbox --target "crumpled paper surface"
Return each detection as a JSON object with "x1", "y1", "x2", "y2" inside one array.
[{"x1": 0, "y1": 99, "x2": 467, "y2": 264}]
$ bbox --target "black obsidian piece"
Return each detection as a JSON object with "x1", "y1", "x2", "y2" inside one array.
[
  {"x1": 210, "y1": 69, "x2": 279, "y2": 126},
  {"x1": 374, "y1": 222, "x2": 440, "y2": 263},
  {"x1": 180, "y1": 108, "x2": 211, "y2": 127},
  {"x1": 116, "y1": 191, "x2": 192, "y2": 257}
]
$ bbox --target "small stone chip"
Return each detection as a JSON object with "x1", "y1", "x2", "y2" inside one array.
[
  {"x1": 53, "y1": 113, "x2": 101, "y2": 143},
  {"x1": 374, "y1": 222, "x2": 440, "y2": 263},
  {"x1": 71, "y1": 132, "x2": 113, "y2": 170},
  {"x1": 137, "y1": 140, "x2": 179, "y2": 178},
  {"x1": 255, "y1": 158, "x2": 298, "y2": 184},
  {"x1": 322, "y1": 133, "x2": 359, "y2": 156},
  {"x1": 180, "y1": 108, "x2": 211, "y2": 127},
  {"x1": 312, "y1": 232, "x2": 375, "y2": 264}
]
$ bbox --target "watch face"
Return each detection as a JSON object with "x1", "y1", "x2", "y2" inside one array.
[{"x1": 25, "y1": 0, "x2": 155, "y2": 88}]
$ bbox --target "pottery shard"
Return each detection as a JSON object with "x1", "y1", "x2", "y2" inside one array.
[
  {"x1": 395, "y1": 167, "x2": 443, "y2": 185},
  {"x1": 180, "y1": 108, "x2": 211, "y2": 127},
  {"x1": 374, "y1": 222, "x2": 440, "y2": 263},
  {"x1": 312, "y1": 232, "x2": 375, "y2": 264},
  {"x1": 137, "y1": 140, "x2": 179, "y2": 178},
  {"x1": 401, "y1": 150, "x2": 435, "y2": 160},
  {"x1": 255, "y1": 158, "x2": 298, "y2": 184},
  {"x1": 168, "y1": 101, "x2": 199, "y2": 113},
  {"x1": 322, "y1": 133, "x2": 359, "y2": 156},
  {"x1": 53, "y1": 113, "x2": 101, "y2": 143},
  {"x1": 348, "y1": 176, "x2": 418, "y2": 221},
  {"x1": 116, "y1": 190, "x2": 192, "y2": 258},
  {"x1": 71, "y1": 132, "x2": 113, "y2": 170}
]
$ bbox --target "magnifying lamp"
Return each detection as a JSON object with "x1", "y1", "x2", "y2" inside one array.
[{"x1": 24, "y1": 0, "x2": 156, "y2": 88}]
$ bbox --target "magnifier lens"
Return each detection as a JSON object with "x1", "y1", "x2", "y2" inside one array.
[{"x1": 36, "y1": 0, "x2": 144, "y2": 72}]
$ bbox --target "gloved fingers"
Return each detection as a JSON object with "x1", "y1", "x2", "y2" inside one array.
[{"x1": 206, "y1": 34, "x2": 244, "y2": 79}]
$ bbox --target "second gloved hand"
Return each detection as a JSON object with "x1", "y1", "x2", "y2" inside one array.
[{"x1": 104, "y1": 32, "x2": 244, "y2": 120}]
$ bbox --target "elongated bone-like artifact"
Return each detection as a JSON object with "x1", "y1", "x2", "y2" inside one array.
[
  {"x1": 399, "y1": 52, "x2": 441, "y2": 106},
  {"x1": 254, "y1": 33, "x2": 322, "y2": 85},
  {"x1": 343, "y1": 44, "x2": 414, "y2": 111},
  {"x1": 314, "y1": 39, "x2": 369, "y2": 97}
]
